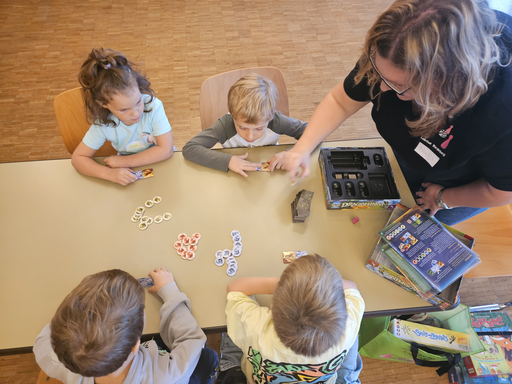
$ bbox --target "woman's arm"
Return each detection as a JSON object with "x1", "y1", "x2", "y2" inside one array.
[
  {"x1": 103, "y1": 131, "x2": 174, "y2": 168},
  {"x1": 282, "y1": 81, "x2": 369, "y2": 181},
  {"x1": 71, "y1": 141, "x2": 137, "y2": 186},
  {"x1": 227, "y1": 277, "x2": 280, "y2": 295},
  {"x1": 416, "y1": 179, "x2": 512, "y2": 216}
]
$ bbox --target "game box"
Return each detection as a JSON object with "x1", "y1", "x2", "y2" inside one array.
[
  {"x1": 366, "y1": 204, "x2": 473, "y2": 310},
  {"x1": 318, "y1": 147, "x2": 401, "y2": 210},
  {"x1": 379, "y1": 206, "x2": 481, "y2": 293}
]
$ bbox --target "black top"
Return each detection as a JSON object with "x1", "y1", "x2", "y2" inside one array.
[{"x1": 344, "y1": 11, "x2": 512, "y2": 191}]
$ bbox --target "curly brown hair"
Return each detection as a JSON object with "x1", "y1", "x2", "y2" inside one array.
[{"x1": 78, "y1": 48, "x2": 155, "y2": 126}]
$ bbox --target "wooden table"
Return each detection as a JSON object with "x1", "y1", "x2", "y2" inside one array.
[{"x1": 0, "y1": 139, "x2": 431, "y2": 351}]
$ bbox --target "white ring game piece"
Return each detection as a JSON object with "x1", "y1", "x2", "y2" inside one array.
[{"x1": 215, "y1": 258, "x2": 225, "y2": 267}]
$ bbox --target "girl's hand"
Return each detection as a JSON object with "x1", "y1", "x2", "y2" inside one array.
[
  {"x1": 104, "y1": 155, "x2": 122, "y2": 168},
  {"x1": 228, "y1": 153, "x2": 262, "y2": 177},
  {"x1": 415, "y1": 182, "x2": 445, "y2": 216},
  {"x1": 268, "y1": 151, "x2": 287, "y2": 171},
  {"x1": 108, "y1": 168, "x2": 137, "y2": 186},
  {"x1": 148, "y1": 267, "x2": 175, "y2": 293},
  {"x1": 281, "y1": 148, "x2": 311, "y2": 182}
]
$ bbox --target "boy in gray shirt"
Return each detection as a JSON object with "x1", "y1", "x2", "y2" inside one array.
[
  {"x1": 33, "y1": 268, "x2": 217, "y2": 384},
  {"x1": 183, "y1": 74, "x2": 307, "y2": 177}
]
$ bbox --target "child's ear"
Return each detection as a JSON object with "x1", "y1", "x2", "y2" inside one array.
[
  {"x1": 131, "y1": 339, "x2": 141, "y2": 355},
  {"x1": 96, "y1": 100, "x2": 108, "y2": 109}
]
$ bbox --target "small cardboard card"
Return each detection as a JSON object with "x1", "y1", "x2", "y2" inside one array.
[
  {"x1": 133, "y1": 168, "x2": 154, "y2": 180},
  {"x1": 283, "y1": 251, "x2": 308, "y2": 264}
]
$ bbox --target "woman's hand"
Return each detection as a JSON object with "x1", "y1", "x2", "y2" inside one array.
[
  {"x1": 281, "y1": 148, "x2": 311, "y2": 182},
  {"x1": 415, "y1": 182, "x2": 445, "y2": 216},
  {"x1": 267, "y1": 151, "x2": 287, "y2": 171}
]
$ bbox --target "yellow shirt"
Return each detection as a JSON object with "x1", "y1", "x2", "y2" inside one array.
[{"x1": 225, "y1": 289, "x2": 365, "y2": 384}]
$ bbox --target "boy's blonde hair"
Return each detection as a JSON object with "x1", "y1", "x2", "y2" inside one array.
[
  {"x1": 272, "y1": 254, "x2": 347, "y2": 357},
  {"x1": 50, "y1": 269, "x2": 145, "y2": 377},
  {"x1": 227, "y1": 74, "x2": 278, "y2": 124}
]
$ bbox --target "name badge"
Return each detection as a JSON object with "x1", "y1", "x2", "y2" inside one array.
[
  {"x1": 414, "y1": 142, "x2": 439, "y2": 167},
  {"x1": 126, "y1": 140, "x2": 145, "y2": 152}
]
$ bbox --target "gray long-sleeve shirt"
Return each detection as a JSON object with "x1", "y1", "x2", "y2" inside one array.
[
  {"x1": 182, "y1": 112, "x2": 307, "y2": 172},
  {"x1": 33, "y1": 282, "x2": 207, "y2": 384}
]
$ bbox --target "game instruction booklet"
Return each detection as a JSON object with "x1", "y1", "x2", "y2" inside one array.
[
  {"x1": 379, "y1": 206, "x2": 481, "y2": 293},
  {"x1": 366, "y1": 204, "x2": 473, "y2": 309}
]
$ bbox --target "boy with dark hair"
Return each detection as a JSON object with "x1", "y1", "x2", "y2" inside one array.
[
  {"x1": 221, "y1": 254, "x2": 365, "y2": 384},
  {"x1": 34, "y1": 268, "x2": 218, "y2": 384}
]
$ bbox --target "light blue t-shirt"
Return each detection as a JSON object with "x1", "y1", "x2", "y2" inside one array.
[{"x1": 83, "y1": 95, "x2": 172, "y2": 155}]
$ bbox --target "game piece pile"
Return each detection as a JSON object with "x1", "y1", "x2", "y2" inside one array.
[
  {"x1": 291, "y1": 189, "x2": 314, "y2": 223},
  {"x1": 282, "y1": 251, "x2": 308, "y2": 264},
  {"x1": 214, "y1": 230, "x2": 243, "y2": 276},
  {"x1": 174, "y1": 232, "x2": 201, "y2": 260},
  {"x1": 138, "y1": 276, "x2": 154, "y2": 287},
  {"x1": 131, "y1": 196, "x2": 172, "y2": 230}
]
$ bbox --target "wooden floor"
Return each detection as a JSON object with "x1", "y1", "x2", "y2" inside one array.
[{"x1": 1, "y1": 0, "x2": 512, "y2": 383}]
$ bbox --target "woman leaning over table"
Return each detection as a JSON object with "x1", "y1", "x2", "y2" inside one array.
[{"x1": 280, "y1": 0, "x2": 512, "y2": 225}]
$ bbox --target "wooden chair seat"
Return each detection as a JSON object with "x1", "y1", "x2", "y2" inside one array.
[
  {"x1": 453, "y1": 204, "x2": 512, "y2": 278},
  {"x1": 37, "y1": 370, "x2": 64, "y2": 384},
  {"x1": 199, "y1": 67, "x2": 289, "y2": 130}
]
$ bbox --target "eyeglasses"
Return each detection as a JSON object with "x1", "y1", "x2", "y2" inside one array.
[{"x1": 369, "y1": 50, "x2": 411, "y2": 96}]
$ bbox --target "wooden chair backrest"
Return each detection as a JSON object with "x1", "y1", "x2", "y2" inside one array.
[
  {"x1": 199, "y1": 67, "x2": 289, "y2": 130},
  {"x1": 54, "y1": 87, "x2": 117, "y2": 156}
]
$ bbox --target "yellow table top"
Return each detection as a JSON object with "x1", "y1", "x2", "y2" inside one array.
[{"x1": 0, "y1": 138, "x2": 428, "y2": 350}]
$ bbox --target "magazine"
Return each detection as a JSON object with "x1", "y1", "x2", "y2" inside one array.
[{"x1": 379, "y1": 206, "x2": 481, "y2": 293}]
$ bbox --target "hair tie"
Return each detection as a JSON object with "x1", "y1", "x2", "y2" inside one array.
[{"x1": 104, "y1": 63, "x2": 111, "y2": 69}]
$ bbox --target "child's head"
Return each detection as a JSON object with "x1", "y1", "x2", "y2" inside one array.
[
  {"x1": 227, "y1": 74, "x2": 278, "y2": 143},
  {"x1": 272, "y1": 254, "x2": 347, "y2": 357},
  {"x1": 50, "y1": 269, "x2": 145, "y2": 377},
  {"x1": 78, "y1": 48, "x2": 155, "y2": 126}
]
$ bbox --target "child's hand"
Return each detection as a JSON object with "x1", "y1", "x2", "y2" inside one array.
[
  {"x1": 108, "y1": 168, "x2": 137, "y2": 186},
  {"x1": 148, "y1": 267, "x2": 175, "y2": 293},
  {"x1": 268, "y1": 151, "x2": 287, "y2": 171},
  {"x1": 228, "y1": 153, "x2": 262, "y2": 177},
  {"x1": 104, "y1": 155, "x2": 122, "y2": 168}
]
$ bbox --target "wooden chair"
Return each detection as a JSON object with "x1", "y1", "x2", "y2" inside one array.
[
  {"x1": 54, "y1": 87, "x2": 117, "y2": 156},
  {"x1": 453, "y1": 204, "x2": 512, "y2": 278},
  {"x1": 199, "y1": 67, "x2": 289, "y2": 130},
  {"x1": 36, "y1": 370, "x2": 64, "y2": 384}
]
